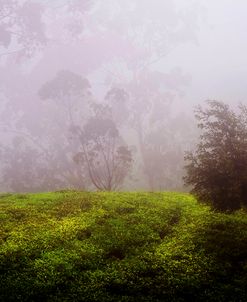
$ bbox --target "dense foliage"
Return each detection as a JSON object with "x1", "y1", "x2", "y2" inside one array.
[
  {"x1": 185, "y1": 100, "x2": 247, "y2": 211},
  {"x1": 1, "y1": 191, "x2": 247, "y2": 301}
]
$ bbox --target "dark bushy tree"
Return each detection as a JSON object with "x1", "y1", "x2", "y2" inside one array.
[{"x1": 184, "y1": 100, "x2": 247, "y2": 211}]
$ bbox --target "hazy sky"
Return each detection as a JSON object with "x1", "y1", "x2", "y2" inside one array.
[
  {"x1": 161, "y1": 0, "x2": 247, "y2": 106},
  {"x1": 9, "y1": 0, "x2": 247, "y2": 107}
]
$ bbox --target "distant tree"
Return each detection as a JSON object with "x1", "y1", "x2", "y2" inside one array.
[
  {"x1": 184, "y1": 100, "x2": 247, "y2": 211},
  {"x1": 39, "y1": 70, "x2": 91, "y2": 124},
  {"x1": 0, "y1": 136, "x2": 67, "y2": 192},
  {"x1": 106, "y1": 70, "x2": 192, "y2": 191},
  {"x1": 72, "y1": 105, "x2": 132, "y2": 191},
  {"x1": 104, "y1": 87, "x2": 130, "y2": 127},
  {"x1": 35, "y1": 70, "x2": 92, "y2": 190},
  {"x1": 0, "y1": 0, "x2": 46, "y2": 59}
]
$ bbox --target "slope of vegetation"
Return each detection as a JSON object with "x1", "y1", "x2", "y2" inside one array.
[{"x1": 0, "y1": 191, "x2": 247, "y2": 301}]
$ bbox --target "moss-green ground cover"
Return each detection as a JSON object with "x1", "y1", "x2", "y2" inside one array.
[{"x1": 0, "y1": 191, "x2": 247, "y2": 301}]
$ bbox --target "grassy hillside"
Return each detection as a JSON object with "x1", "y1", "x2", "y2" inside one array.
[{"x1": 0, "y1": 191, "x2": 247, "y2": 301}]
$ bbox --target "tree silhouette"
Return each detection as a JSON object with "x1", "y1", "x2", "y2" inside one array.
[
  {"x1": 184, "y1": 100, "x2": 247, "y2": 211},
  {"x1": 72, "y1": 105, "x2": 132, "y2": 191}
]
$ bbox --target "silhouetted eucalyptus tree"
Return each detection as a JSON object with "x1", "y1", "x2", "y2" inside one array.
[
  {"x1": 184, "y1": 100, "x2": 247, "y2": 211},
  {"x1": 72, "y1": 106, "x2": 132, "y2": 191}
]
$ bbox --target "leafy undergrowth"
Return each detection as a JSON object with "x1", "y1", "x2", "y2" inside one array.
[{"x1": 0, "y1": 191, "x2": 247, "y2": 301}]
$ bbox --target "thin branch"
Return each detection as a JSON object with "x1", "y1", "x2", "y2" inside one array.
[
  {"x1": 0, "y1": 126, "x2": 50, "y2": 157},
  {"x1": 0, "y1": 48, "x2": 26, "y2": 58}
]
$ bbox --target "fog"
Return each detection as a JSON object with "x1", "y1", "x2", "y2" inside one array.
[{"x1": 0, "y1": 0, "x2": 246, "y2": 192}]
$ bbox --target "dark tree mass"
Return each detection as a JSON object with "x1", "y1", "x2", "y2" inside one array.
[{"x1": 184, "y1": 101, "x2": 247, "y2": 211}]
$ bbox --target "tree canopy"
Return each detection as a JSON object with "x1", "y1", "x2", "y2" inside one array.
[{"x1": 184, "y1": 100, "x2": 247, "y2": 211}]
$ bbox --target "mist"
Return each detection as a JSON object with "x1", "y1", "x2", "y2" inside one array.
[{"x1": 0, "y1": 0, "x2": 246, "y2": 193}]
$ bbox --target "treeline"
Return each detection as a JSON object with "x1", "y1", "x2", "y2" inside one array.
[
  {"x1": 0, "y1": 69, "x2": 197, "y2": 192},
  {"x1": 0, "y1": 0, "x2": 199, "y2": 193}
]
